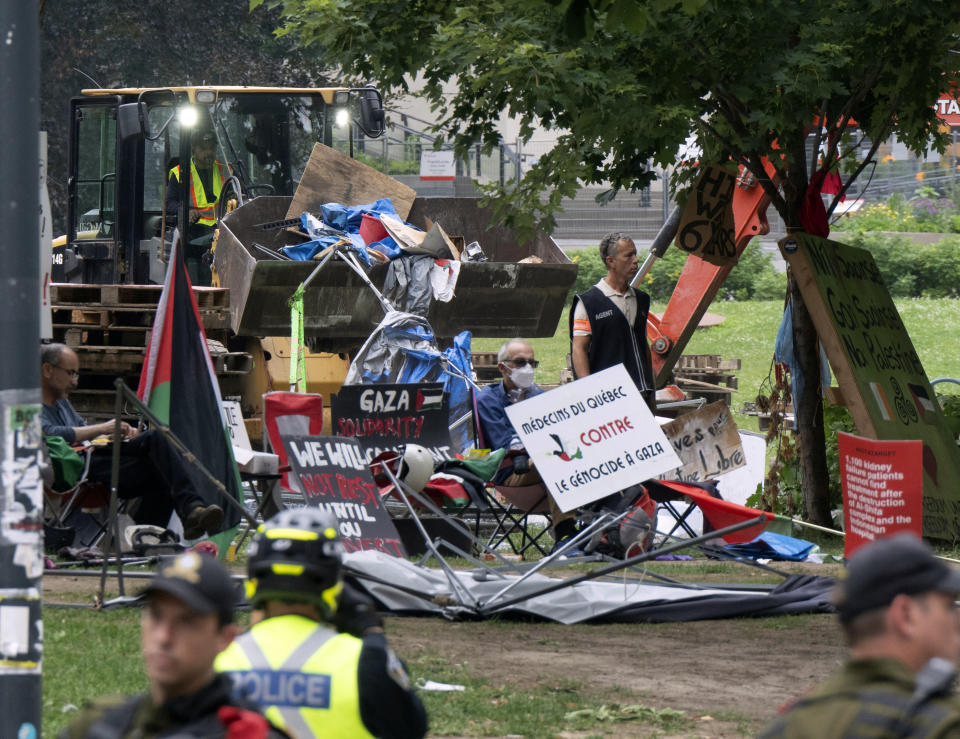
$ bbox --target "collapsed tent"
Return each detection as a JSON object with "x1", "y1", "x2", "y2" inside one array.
[
  {"x1": 343, "y1": 550, "x2": 836, "y2": 624},
  {"x1": 344, "y1": 311, "x2": 474, "y2": 451}
]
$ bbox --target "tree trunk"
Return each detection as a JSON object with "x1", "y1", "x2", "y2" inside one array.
[{"x1": 789, "y1": 279, "x2": 833, "y2": 526}]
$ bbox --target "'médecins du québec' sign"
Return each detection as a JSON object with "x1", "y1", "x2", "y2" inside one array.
[{"x1": 506, "y1": 364, "x2": 681, "y2": 512}]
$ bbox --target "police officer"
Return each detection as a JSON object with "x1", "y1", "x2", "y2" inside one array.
[
  {"x1": 760, "y1": 533, "x2": 960, "y2": 738},
  {"x1": 60, "y1": 551, "x2": 286, "y2": 738},
  {"x1": 215, "y1": 508, "x2": 428, "y2": 739}
]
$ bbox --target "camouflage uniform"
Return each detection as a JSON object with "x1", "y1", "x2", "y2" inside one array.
[
  {"x1": 760, "y1": 658, "x2": 960, "y2": 738},
  {"x1": 59, "y1": 673, "x2": 288, "y2": 739}
]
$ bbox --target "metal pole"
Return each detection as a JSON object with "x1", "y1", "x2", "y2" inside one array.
[
  {"x1": 631, "y1": 205, "x2": 681, "y2": 288},
  {"x1": 483, "y1": 515, "x2": 768, "y2": 614},
  {"x1": 0, "y1": 2, "x2": 42, "y2": 735},
  {"x1": 99, "y1": 390, "x2": 126, "y2": 604}
]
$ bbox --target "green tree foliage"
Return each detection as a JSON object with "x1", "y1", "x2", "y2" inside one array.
[
  {"x1": 843, "y1": 233, "x2": 960, "y2": 298},
  {"x1": 255, "y1": 0, "x2": 960, "y2": 525},
  {"x1": 40, "y1": 0, "x2": 334, "y2": 232},
  {"x1": 569, "y1": 242, "x2": 783, "y2": 302},
  {"x1": 254, "y1": 0, "x2": 959, "y2": 233}
]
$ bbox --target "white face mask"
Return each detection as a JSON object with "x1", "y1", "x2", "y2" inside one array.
[{"x1": 509, "y1": 364, "x2": 536, "y2": 389}]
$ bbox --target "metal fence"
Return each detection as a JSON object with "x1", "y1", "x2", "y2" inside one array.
[{"x1": 341, "y1": 115, "x2": 960, "y2": 243}]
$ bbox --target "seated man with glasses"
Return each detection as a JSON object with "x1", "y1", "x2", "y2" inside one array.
[
  {"x1": 476, "y1": 339, "x2": 579, "y2": 549},
  {"x1": 41, "y1": 343, "x2": 224, "y2": 541}
]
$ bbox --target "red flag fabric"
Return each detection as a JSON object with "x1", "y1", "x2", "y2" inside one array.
[
  {"x1": 138, "y1": 239, "x2": 243, "y2": 533},
  {"x1": 656, "y1": 481, "x2": 773, "y2": 544}
]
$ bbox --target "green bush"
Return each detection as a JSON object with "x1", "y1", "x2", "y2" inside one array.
[
  {"x1": 833, "y1": 185, "x2": 960, "y2": 234},
  {"x1": 718, "y1": 243, "x2": 785, "y2": 301},
  {"x1": 843, "y1": 232, "x2": 960, "y2": 298},
  {"x1": 565, "y1": 242, "x2": 783, "y2": 303}
]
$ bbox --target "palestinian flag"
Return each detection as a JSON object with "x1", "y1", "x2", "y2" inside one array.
[
  {"x1": 415, "y1": 387, "x2": 444, "y2": 412},
  {"x1": 137, "y1": 240, "x2": 243, "y2": 540}
]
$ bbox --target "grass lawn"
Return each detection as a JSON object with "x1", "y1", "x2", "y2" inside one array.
[
  {"x1": 42, "y1": 298, "x2": 960, "y2": 737},
  {"x1": 474, "y1": 298, "x2": 960, "y2": 433}
]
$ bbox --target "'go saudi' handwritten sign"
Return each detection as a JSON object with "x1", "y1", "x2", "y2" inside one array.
[
  {"x1": 506, "y1": 364, "x2": 681, "y2": 512},
  {"x1": 780, "y1": 233, "x2": 960, "y2": 541}
]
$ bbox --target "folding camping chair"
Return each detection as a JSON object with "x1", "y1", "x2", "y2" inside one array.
[
  {"x1": 261, "y1": 391, "x2": 325, "y2": 514},
  {"x1": 472, "y1": 392, "x2": 553, "y2": 558},
  {"x1": 42, "y1": 446, "x2": 111, "y2": 550},
  {"x1": 482, "y1": 452, "x2": 553, "y2": 558}
]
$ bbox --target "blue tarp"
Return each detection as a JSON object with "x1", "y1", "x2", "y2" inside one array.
[
  {"x1": 280, "y1": 198, "x2": 408, "y2": 263},
  {"x1": 345, "y1": 311, "x2": 475, "y2": 453},
  {"x1": 723, "y1": 531, "x2": 815, "y2": 562}
]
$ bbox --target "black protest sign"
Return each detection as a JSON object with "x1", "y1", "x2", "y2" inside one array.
[
  {"x1": 675, "y1": 164, "x2": 737, "y2": 266},
  {"x1": 281, "y1": 434, "x2": 406, "y2": 558},
  {"x1": 332, "y1": 383, "x2": 454, "y2": 463}
]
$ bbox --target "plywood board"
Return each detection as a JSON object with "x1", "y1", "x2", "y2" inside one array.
[
  {"x1": 286, "y1": 143, "x2": 417, "y2": 221},
  {"x1": 674, "y1": 164, "x2": 738, "y2": 266},
  {"x1": 780, "y1": 233, "x2": 960, "y2": 540}
]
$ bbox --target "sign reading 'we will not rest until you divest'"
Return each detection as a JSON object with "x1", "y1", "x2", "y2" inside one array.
[{"x1": 506, "y1": 364, "x2": 681, "y2": 512}]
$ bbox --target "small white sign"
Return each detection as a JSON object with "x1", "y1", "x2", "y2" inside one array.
[
  {"x1": 506, "y1": 365, "x2": 681, "y2": 512},
  {"x1": 221, "y1": 400, "x2": 251, "y2": 450},
  {"x1": 420, "y1": 150, "x2": 456, "y2": 181}
]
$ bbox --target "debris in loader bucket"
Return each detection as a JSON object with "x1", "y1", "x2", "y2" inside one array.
[{"x1": 214, "y1": 144, "x2": 577, "y2": 353}]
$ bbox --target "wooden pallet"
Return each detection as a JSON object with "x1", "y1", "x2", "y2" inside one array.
[
  {"x1": 50, "y1": 283, "x2": 229, "y2": 309},
  {"x1": 673, "y1": 354, "x2": 740, "y2": 394},
  {"x1": 51, "y1": 305, "x2": 231, "y2": 331},
  {"x1": 56, "y1": 324, "x2": 232, "y2": 350},
  {"x1": 675, "y1": 354, "x2": 741, "y2": 371}
]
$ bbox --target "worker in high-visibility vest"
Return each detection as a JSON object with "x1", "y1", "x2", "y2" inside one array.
[
  {"x1": 215, "y1": 509, "x2": 428, "y2": 739},
  {"x1": 166, "y1": 129, "x2": 231, "y2": 228}
]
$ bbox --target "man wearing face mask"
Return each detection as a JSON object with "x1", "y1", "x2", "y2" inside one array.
[
  {"x1": 476, "y1": 339, "x2": 579, "y2": 547},
  {"x1": 476, "y1": 339, "x2": 542, "y2": 451}
]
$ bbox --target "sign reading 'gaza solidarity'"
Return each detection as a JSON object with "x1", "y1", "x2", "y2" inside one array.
[
  {"x1": 331, "y1": 383, "x2": 454, "y2": 463},
  {"x1": 506, "y1": 365, "x2": 681, "y2": 512},
  {"x1": 281, "y1": 434, "x2": 405, "y2": 558}
]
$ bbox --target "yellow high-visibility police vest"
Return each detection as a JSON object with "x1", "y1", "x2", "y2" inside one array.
[
  {"x1": 215, "y1": 614, "x2": 371, "y2": 739},
  {"x1": 168, "y1": 159, "x2": 229, "y2": 226}
]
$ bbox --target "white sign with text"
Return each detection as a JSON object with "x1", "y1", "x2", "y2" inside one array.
[
  {"x1": 506, "y1": 365, "x2": 681, "y2": 512},
  {"x1": 419, "y1": 150, "x2": 456, "y2": 181}
]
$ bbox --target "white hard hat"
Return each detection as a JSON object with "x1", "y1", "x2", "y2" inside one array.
[{"x1": 399, "y1": 444, "x2": 435, "y2": 492}]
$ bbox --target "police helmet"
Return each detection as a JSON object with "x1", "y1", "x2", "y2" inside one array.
[{"x1": 246, "y1": 508, "x2": 344, "y2": 619}]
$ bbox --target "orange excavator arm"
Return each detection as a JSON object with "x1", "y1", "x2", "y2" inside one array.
[{"x1": 646, "y1": 160, "x2": 778, "y2": 386}]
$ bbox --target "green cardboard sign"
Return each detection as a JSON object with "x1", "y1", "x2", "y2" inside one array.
[{"x1": 780, "y1": 233, "x2": 960, "y2": 540}]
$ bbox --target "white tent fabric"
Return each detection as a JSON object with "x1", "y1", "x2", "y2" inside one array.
[{"x1": 343, "y1": 551, "x2": 835, "y2": 624}]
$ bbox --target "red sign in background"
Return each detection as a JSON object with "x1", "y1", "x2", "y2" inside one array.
[{"x1": 839, "y1": 432, "x2": 922, "y2": 558}]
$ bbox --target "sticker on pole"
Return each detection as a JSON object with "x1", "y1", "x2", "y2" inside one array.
[{"x1": 505, "y1": 365, "x2": 681, "y2": 512}]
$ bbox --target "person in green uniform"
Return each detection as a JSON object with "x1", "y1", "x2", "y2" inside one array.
[
  {"x1": 59, "y1": 552, "x2": 287, "y2": 739},
  {"x1": 215, "y1": 508, "x2": 428, "y2": 739},
  {"x1": 760, "y1": 533, "x2": 960, "y2": 738}
]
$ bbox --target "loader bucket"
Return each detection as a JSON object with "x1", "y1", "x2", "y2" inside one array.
[{"x1": 215, "y1": 196, "x2": 577, "y2": 352}]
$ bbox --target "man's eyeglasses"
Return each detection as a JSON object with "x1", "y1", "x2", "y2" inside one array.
[
  {"x1": 504, "y1": 358, "x2": 539, "y2": 368},
  {"x1": 54, "y1": 365, "x2": 80, "y2": 380}
]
